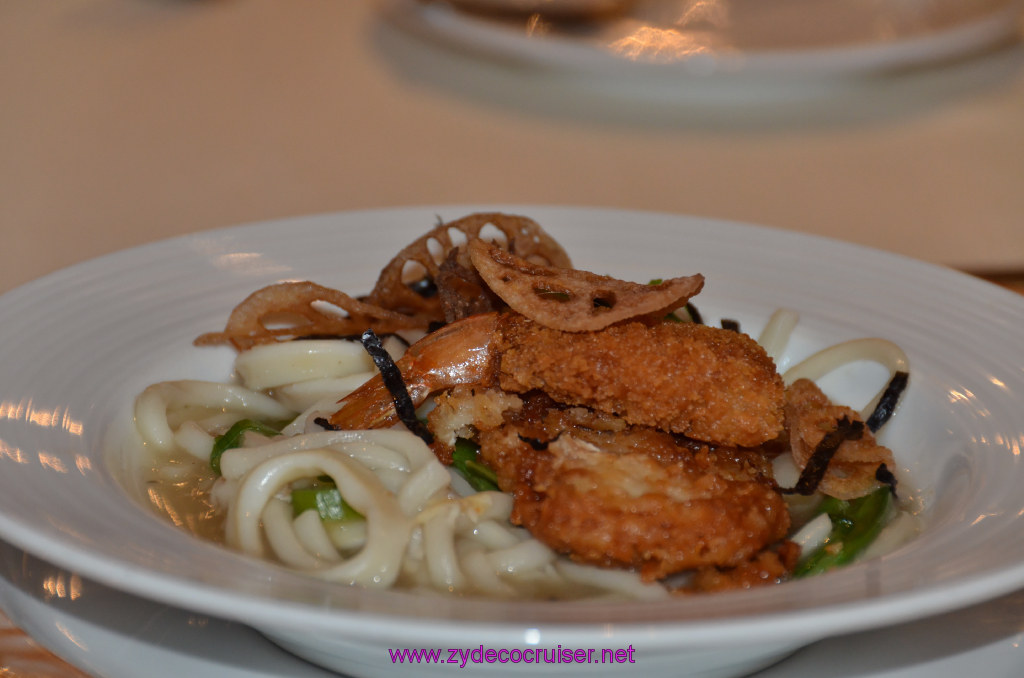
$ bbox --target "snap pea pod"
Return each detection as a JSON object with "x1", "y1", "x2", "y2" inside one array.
[
  {"x1": 794, "y1": 487, "x2": 892, "y2": 578},
  {"x1": 209, "y1": 419, "x2": 282, "y2": 475},
  {"x1": 291, "y1": 484, "x2": 363, "y2": 522},
  {"x1": 452, "y1": 438, "x2": 500, "y2": 492}
]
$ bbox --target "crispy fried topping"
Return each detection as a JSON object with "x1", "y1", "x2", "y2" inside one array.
[
  {"x1": 194, "y1": 281, "x2": 423, "y2": 350},
  {"x1": 364, "y1": 213, "x2": 572, "y2": 324},
  {"x1": 468, "y1": 239, "x2": 704, "y2": 332},
  {"x1": 785, "y1": 378, "x2": 896, "y2": 500}
]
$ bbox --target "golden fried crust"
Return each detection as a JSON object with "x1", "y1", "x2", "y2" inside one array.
[
  {"x1": 475, "y1": 400, "x2": 789, "y2": 581},
  {"x1": 689, "y1": 541, "x2": 800, "y2": 593},
  {"x1": 495, "y1": 316, "x2": 785, "y2": 448}
]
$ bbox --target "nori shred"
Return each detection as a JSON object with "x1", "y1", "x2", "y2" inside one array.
[
  {"x1": 875, "y1": 462, "x2": 899, "y2": 497},
  {"x1": 685, "y1": 302, "x2": 704, "y2": 324},
  {"x1": 360, "y1": 328, "x2": 434, "y2": 445},
  {"x1": 865, "y1": 370, "x2": 909, "y2": 433},
  {"x1": 720, "y1": 318, "x2": 741, "y2": 332},
  {"x1": 781, "y1": 415, "x2": 865, "y2": 496},
  {"x1": 314, "y1": 416, "x2": 339, "y2": 430}
]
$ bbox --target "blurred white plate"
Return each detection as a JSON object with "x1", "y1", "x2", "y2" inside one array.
[
  {"x1": 1, "y1": 206, "x2": 1024, "y2": 677},
  {"x1": 384, "y1": 0, "x2": 1024, "y2": 77}
]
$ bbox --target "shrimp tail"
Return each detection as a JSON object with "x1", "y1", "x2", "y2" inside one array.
[{"x1": 328, "y1": 312, "x2": 500, "y2": 430}]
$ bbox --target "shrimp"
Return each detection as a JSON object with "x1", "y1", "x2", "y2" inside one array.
[{"x1": 328, "y1": 312, "x2": 786, "y2": 448}]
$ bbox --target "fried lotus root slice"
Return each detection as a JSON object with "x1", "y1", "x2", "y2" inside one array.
[
  {"x1": 468, "y1": 239, "x2": 704, "y2": 332},
  {"x1": 194, "y1": 281, "x2": 425, "y2": 351},
  {"x1": 785, "y1": 378, "x2": 896, "y2": 500},
  {"x1": 435, "y1": 247, "x2": 506, "y2": 324},
  {"x1": 364, "y1": 213, "x2": 573, "y2": 322}
]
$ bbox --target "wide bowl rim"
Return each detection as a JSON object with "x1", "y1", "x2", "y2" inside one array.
[{"x1": 1, "y1": 204, "x2": 1023, "y2": 650}]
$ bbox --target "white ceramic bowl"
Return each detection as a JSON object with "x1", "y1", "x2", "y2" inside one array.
[
  {"x1": 1, "y1": 206, "x2": 1023, "y2": 678},
  {"x1": 436, "y1": 0, "x2": 633, "y2": 18}
]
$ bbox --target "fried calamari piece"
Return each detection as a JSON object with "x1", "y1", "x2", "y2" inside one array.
[
  {"x1": 194, "y1": 281, "x2": 424, "y2": 351},
  {"x1": 496, "y1": 315, "x2": 785, "y2": 448},
  {"x1": 364, "y1": 213, "x2": 572, "y2": 323},
  {"x1": 785, "y1": 378, "x2": 895, "y2": 500},
  {"x1": 468, "y1": 239, "x2": 704, "y2": 332},
  {"x1": 471, "y1": 400, "x2": 789, "y2": 581}
]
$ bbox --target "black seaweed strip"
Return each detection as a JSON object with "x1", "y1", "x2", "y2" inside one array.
[
  {"x1": 360, "y1": 329, "x2": 434, "y2": 445},
  {"x1": 720, "y1": 319, "x2": 741, "y2": 332},
  {"x1": 685, "y1": 302, "x2": 703, "y2": 324},
  {"x1": 314, "y1": 416, "x2": 340, "y2": 430},
  {"x1": 781, "y1": 416, "x2": 865, "y2": 496},
  {"x1": 875, "y1": 463, "x2": 899, "y2": 497},
  {"x1": 865, "y1": 371, "x2": 909, "y2": 433}
]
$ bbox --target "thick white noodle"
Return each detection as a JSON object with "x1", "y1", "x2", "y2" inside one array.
[
  {"x1": 790, "y1": 513, "x2": 832, "y2": 562},
  {"x1": 134, "y1": 380, "x2": 295, "y2": 452},
  {"x1": 219, "y1": 430, "x2": 415, "y2": 480},
  {"x1": 486, "y1": 539, "x2": 556, "y2": 574},
  {"x1": 325, "y1": 519, "x2": 368, "y2": 551},
  {"x1": 397, "y1": 460, "x2": 452, "y2": 517},
  {"x1": 229, "y1": 448, "x2": 412, "y2": 587},
  {"x1": 272, "y1": 374, "x2": 376, "y2": 413},
  {"x1": 465, "y1": 520, "x2": 522, "y2": 550},
  {"x1": 460, "y1": 550, "x2": 517, "y2": 597},
  {"x1": 234, "y1": 340, "x2": 374, "y2": 391},
  {"x1": 172, "y1": 420, "x2": 216, "y2": 462},
  {"x1": 422, "y1": 502, "x2": 467, "y2": 590},
  {"x1": 291, "y1": 509, "x2": 343, "y2": 562},
  {"x1": 782, "y1": 338, "x2": 910, "y2": 419},
  {"x1": 261, "y1": 498, "x2": 323, "y2": 569},
  {"x1": 555, "y1": 560, "x2": 670, "y2": 601},
  {"x1": 757, "y1": 308, "x2": 800, "y2": 366}
]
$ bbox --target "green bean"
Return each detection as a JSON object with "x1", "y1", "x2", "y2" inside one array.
[{"x1": 794, "y1": 487, "x2": 892, "y2": 578}]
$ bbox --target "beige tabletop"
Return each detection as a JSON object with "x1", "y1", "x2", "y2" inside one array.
[
  {"x1": 1, "y1": 1, "x2": 1024, "y2": 676},
  {"x1": 2, "y1": 0, "x2": 1024, "y2": 299}
]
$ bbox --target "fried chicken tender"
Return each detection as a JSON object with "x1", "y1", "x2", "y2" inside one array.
[
  {"x1": 450, "y1": 392, "x2": 791, "y2": 581},
  {"x1": 689, "y1": 541, "x2": 800, "y2": 592},
  {"x1": 496, "y1": 315, "x2": 785, "y2": 448}
]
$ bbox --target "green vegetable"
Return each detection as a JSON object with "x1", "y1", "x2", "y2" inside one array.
[
  {"x1": 291, "y1": 484, "x2": 363, "y2": 522},
  {"x1": 209, "y1": 419, "x2": 282, "y2": 475},
  {"x1": 794, "y1": 487, "x2": 893, "y2": 578},
  {"x1": 452, "y1": 438, "x2": 499, "y2": 492}
]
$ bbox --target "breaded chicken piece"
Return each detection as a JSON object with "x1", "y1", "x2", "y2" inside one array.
[
  {"x1": 472, "y1": 394, "x2": 790, "y2": 581},
  {"x1": 329, "y1": 312, "x2": 785, "y2": 449},
  {"x1": 689, "y1": 542, "x2": 800, "y2": 592},
  {"x1": 496, "y1": 315, "x2": 785, "y2": 448}
]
